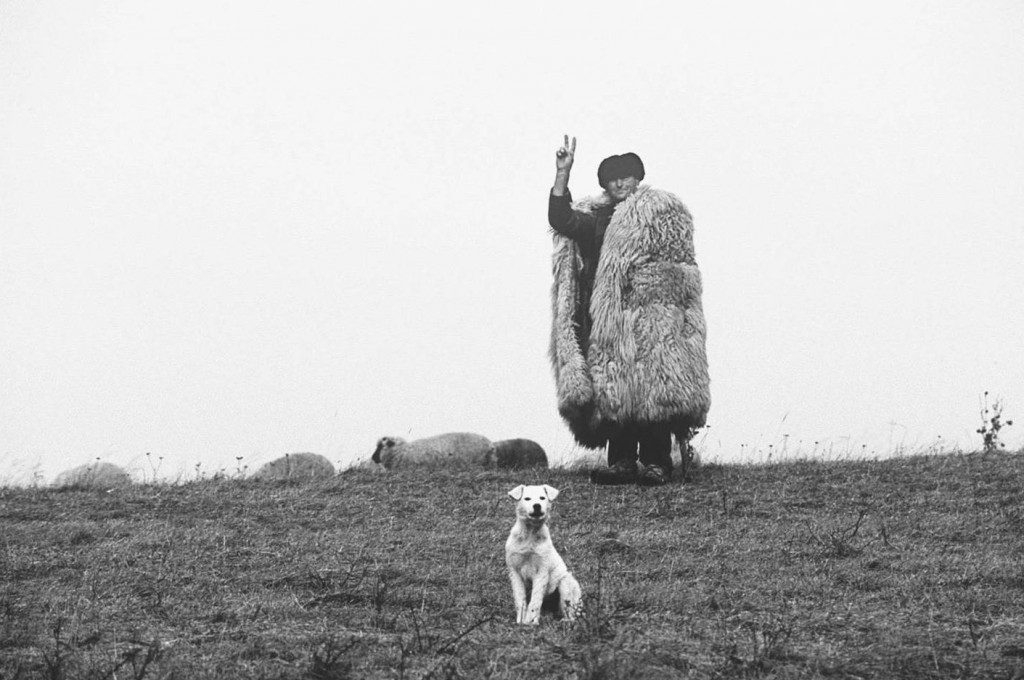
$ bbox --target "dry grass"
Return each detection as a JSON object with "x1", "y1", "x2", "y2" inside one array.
[{"x1": 2, "y1": 451, "x2": 1024, "y2": 678}]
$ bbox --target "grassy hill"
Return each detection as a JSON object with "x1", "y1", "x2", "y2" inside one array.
[{"x1": 2, "y1": 452, "x2": 1023, "y2": 679}]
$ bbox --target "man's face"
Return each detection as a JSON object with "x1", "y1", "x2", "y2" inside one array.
[{"x1": 606, "y1": 176, "x2": 639, "y2": 202}]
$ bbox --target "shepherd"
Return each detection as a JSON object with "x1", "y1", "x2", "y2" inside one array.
[{"x1": 547, "y1": 135, "x2": 710, "y2": 486}]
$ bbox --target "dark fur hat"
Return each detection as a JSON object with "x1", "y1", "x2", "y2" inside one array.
[{"x1": 597, "y1": 152, "x2": 645, "y2": 188}]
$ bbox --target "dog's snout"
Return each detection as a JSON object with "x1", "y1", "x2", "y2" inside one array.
[{"x1": 531, "y1": 503, "x2": 543, "y2": 515}]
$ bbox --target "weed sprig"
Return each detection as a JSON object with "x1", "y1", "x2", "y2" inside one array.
[{"x1": 978, "y1": 391, "x2": 1014, "y2": 453}]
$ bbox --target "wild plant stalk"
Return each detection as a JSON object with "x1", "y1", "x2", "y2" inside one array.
[
  {"x1": 977, "y1": 391, "x2": 1014, "y2": 453},
  {"x1": 145, "y1": 452, "x2": 164, "y2": 483}
]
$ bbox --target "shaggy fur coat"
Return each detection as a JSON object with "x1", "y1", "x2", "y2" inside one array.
[{"x1": 549, "y1": 185, "x2": 710, "y2": 448}]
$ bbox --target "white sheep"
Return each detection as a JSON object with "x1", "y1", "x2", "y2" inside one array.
[
  {"x1": 371, "y1": 432, "x2": 492, "y2": 469},
  {"x1": 53, "y1": 461, "x2": 132, "y2": 489},
  {"x1": 254, "y1": 452, "x2": 335, "y2": 480}
]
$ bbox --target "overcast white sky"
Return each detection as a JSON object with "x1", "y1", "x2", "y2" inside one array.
[{"x1": 2, "y1": 1, "x2": 1023, "y2": 484}]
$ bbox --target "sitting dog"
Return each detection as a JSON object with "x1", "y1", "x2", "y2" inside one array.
[{"x1": 505, "y1": 484, "x2": 582, "y2": 624}]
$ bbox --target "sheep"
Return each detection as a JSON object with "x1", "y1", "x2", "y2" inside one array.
[
  {"x1": 254, "y1": 452, "x2": 335, "y2": 480},
  {"x1": 53, "y1": 462, "x2": 132, "y2": 490},
  {"x1": 371, "y1": 432, "x2": 492, "y2": 469},
  {"x1": 488, "y1": 438, "x2": 549, "y2": 469}
]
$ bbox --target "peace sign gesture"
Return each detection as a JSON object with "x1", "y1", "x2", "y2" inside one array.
[{"x1": 555, "y1": 134, "x2": 576, "y2": 173}]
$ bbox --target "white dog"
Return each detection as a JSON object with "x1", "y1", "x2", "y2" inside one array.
[{"x1": 505, "y1": 484, "x2": 582, "y2": 624}]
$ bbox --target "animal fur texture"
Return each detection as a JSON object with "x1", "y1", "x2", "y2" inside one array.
[
  {"x1": 371, "y1": 432, "x2": 492, "y2": 469},
  {"x1": 549, "y1": 185, "x2": 711, "y2": 448}
]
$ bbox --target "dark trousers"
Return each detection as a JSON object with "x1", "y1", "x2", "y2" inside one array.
[{"x1": 607, "y1": 423, "x2": 673, "y2": 472}]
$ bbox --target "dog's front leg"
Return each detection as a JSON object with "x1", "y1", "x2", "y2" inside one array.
[
  {"x1": 508, "y1": 570, "x2": 528, "y2": 624},
  {"x1": 524, "y1": 575, "x2": 549, "y2": 625}
]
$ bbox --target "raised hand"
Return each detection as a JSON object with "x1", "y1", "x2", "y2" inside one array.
[{"x1": 555, "y1": 134, "x2": 576, "y2": 173}]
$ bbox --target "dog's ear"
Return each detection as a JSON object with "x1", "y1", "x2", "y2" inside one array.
[
  {"x1": 508, "y1": 485, "x2": 525, "y2": 501},
  {"x1": 543, "y1": 485, "x2": 560, "y2": 501}
]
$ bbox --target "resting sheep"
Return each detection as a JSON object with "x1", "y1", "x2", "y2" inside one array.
[
  {"x1": 371, "y1": 432, "x2": 492, "y2": 469},
  {"x1": 488, "y1": 439, "x2": 549, "y2": 469},
  {"x1": 53, "y1": 462, "x2": 132, "y2": 489},
  {"x1": 254, "y1": 452, "x2": 335, "y2": 480}
]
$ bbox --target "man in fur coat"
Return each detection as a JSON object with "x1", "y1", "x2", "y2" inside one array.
[{"x1": 548, "y1": 135, "x2": 710, "y2": 486}]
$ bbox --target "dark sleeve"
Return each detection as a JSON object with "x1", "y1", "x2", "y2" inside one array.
[{"x1": 548, "y1": 189, "x2": 596, "y2": 240}]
